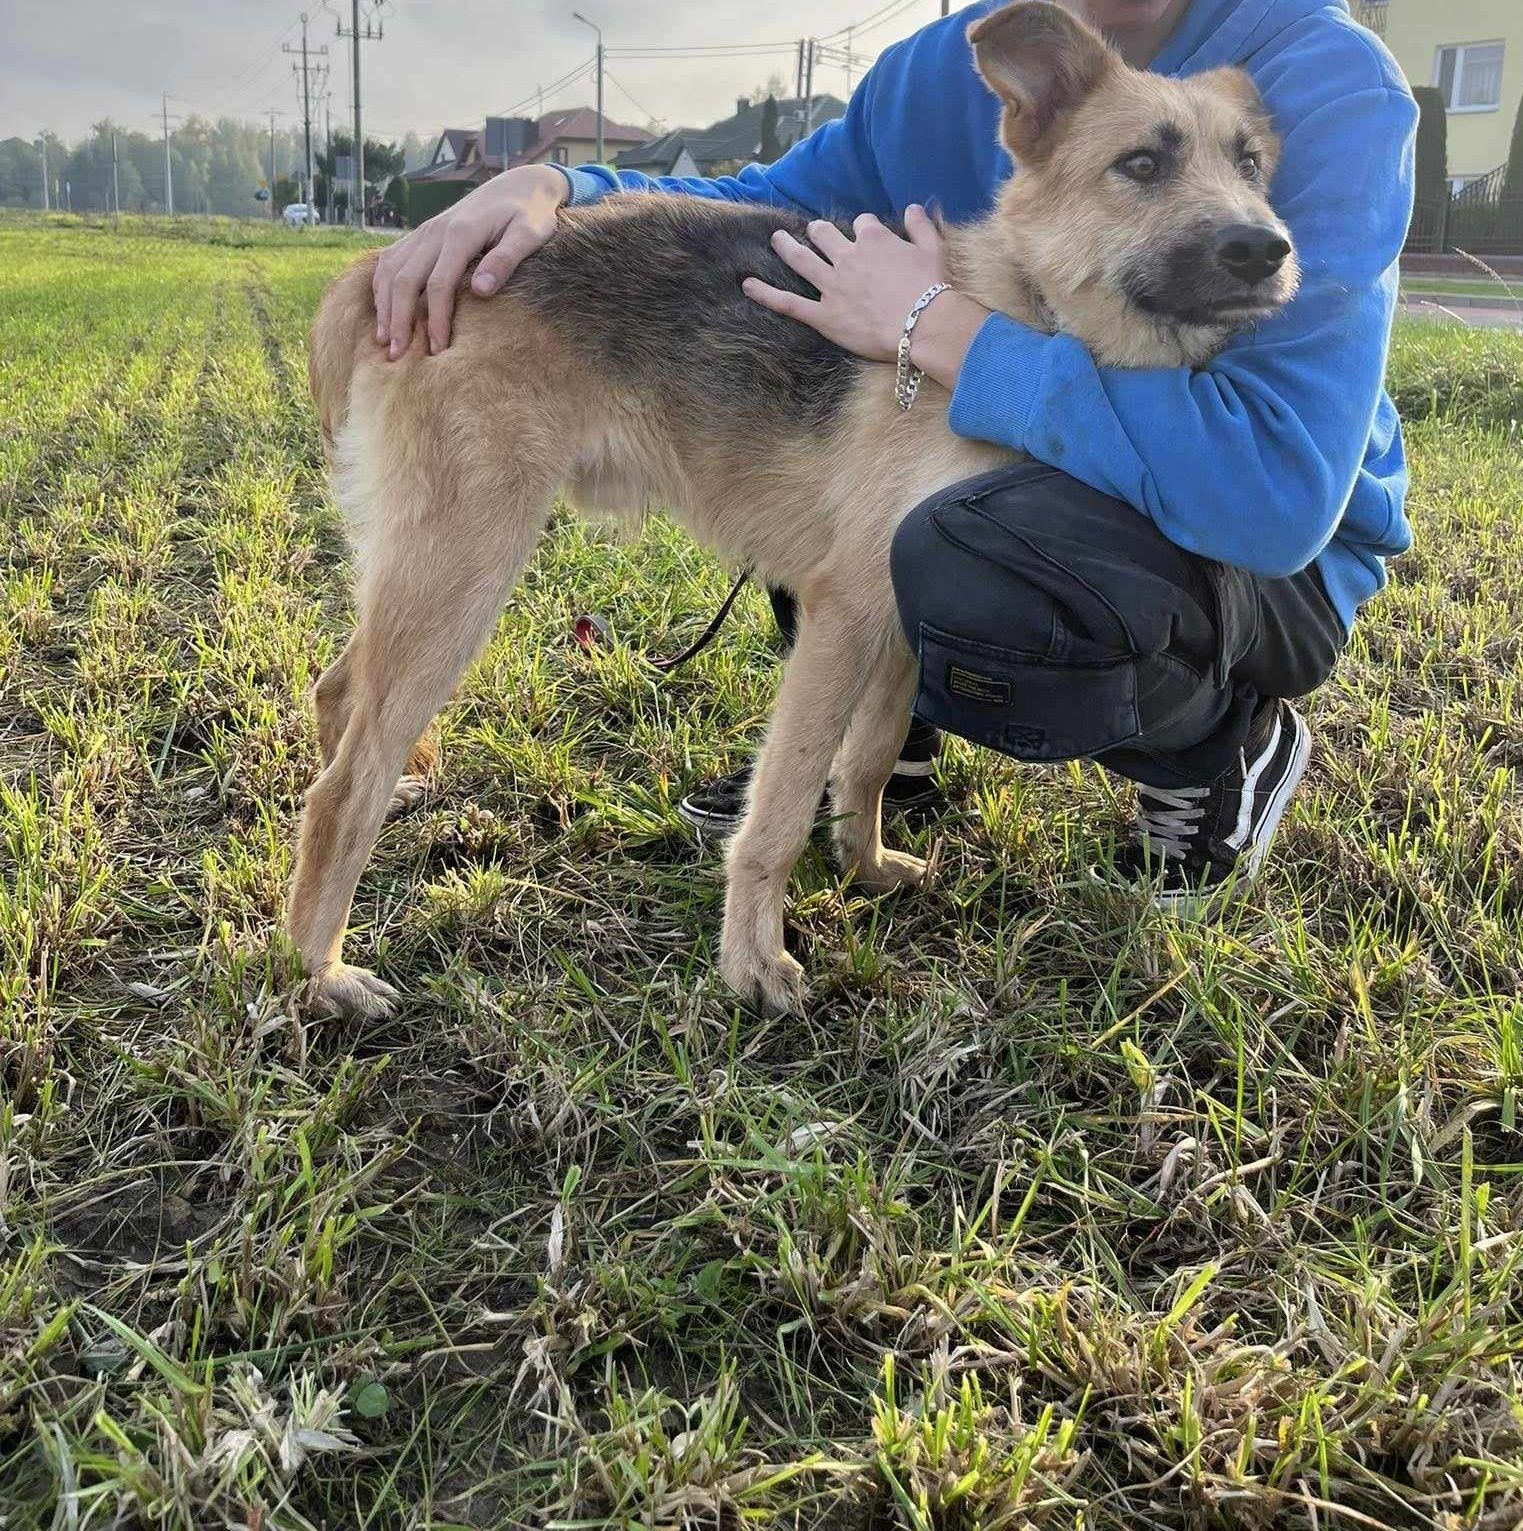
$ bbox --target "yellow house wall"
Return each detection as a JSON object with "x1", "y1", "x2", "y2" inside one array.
[
  {"x1": 526, "y1": 137, "x2": 639, "y2": 168},
  {"x1": 1378, "y1": 0, "x2": 1522, "y2": 178}
]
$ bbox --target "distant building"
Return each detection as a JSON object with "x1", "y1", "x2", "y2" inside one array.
[
  {"x1": 404, "y1": 109, "x2": 650, "y2": 223},
  {"x1": 615, "y1": 94, "x2": 849, "y2": 179},
  {"x1": 1360, "y1": 0, "x2": 1521, "y2": 186}
]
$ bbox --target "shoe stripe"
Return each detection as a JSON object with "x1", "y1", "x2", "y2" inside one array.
[
  {"x1": 1224, "y1": 711, "x2": 1282, "y2": 851},
  {"x1": 1245, "y1": 710, "x2": 1311, "y2": 875},
  {"x1": 890, "y1": 758, "x2": 937, "y2": 778}
]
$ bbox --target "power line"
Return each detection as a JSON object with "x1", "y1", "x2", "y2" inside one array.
[
  {"x1": 603, "y1": 70, "x2": 665, "y2": 129},
  {"x1": 606, "y1": 41, "x2": 796, "y2": 55},
  {"x1": 492, "y1": 57, "x2": 595, "y2": 120},
  {"x1": 817, "y1": 0, "x2": 919, "y2": 43}
]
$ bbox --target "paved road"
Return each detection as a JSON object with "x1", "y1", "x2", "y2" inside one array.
[{"x1": 1399, "y1": 297, "x2": 1523, "y2": 331}]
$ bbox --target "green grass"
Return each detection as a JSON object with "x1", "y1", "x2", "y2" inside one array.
[
  {"x1": 2, "y1": 217, "x2": 1522, "y2": 1530},
  {"x1": 1399, "y1": 275, "x2": 1522, "y2": 302}
]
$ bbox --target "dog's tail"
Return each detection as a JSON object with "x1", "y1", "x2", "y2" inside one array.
[{"x1": 308, "y1": 250, "x2": 381, "y2": 461}]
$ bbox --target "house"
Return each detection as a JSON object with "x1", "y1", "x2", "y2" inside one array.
[
  {"x1": 615, "y1": 94, "x2": 849, "y2": 178},
  {"x1": 520, "y1": 106, "x2": 649, "y2": 169},
  {"x1": 1359, "y1": 0, "x2": 1521, "y2": 186},
  {"x1": 403, "y1": 108, "x2": 650, "y2": 223}
]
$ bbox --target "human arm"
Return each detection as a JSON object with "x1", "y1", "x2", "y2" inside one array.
[
  {"x1": 372, "y1": 163, "x2": 570, "y2": 357},
  {"x1": 372, "y1": 39, "x2": 909, "y2": 356},
  {"x1": 944, "y1": 84, "x2": 1419, "y2": 579}
]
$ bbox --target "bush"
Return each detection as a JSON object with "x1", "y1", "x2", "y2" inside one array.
[
  {"x1": 1506, "y1": 90, "x2": 1523, "y2": 193},
  {"x1": 1412, "y1": 85, "x2": 1448, "y2": 209}
]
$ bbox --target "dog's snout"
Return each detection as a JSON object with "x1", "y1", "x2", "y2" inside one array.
[{"x1": 1214, "y1": 223, "x2": 1291, "y2": 286}]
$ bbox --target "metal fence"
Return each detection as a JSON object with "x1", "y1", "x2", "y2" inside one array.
[{"x1": 1407, "y1": 166, "x2": 1523, "y2": 257}]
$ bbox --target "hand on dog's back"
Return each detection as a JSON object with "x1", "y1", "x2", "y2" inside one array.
[{"x1": 372, "y1": 163, "x2": 571, "y2": 361}]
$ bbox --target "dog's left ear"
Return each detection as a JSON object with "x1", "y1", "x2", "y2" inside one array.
[{"x1": 968, "y1": 1, "x2": 1116, "y2": 162}]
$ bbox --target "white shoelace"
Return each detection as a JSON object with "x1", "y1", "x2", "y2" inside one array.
[{"x1": 1134, "y1": 784, "x2": 1211, "y2": 861}]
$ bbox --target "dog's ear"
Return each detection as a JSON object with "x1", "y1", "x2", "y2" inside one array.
[{"x1": 968, "y1": 1, "x2": 1116, "y2": 162}]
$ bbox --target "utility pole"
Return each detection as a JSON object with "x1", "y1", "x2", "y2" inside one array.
[
  {"x1": 111, "y1": 130, "x2": 120, "y2": 216},
  {"x1": 37, "y1": 136, "x2": 49, "y2": 211},
  {"x1": 324, "y1": 94, "x2": 334, "y2": 223},
  {"x1": 285, "y1": 13, "x2": 329, "y2": 215},
  {"x1": 941, "y1": 0, "x2": 950, "y2": 13},
  {"x1": 268, "y1": 110, "x2": 279, "y2": 217},
  {"x1": 803, "y1": 38, "x2": 816, "y2": 137},
  {"x1": 572, "y1": 12, "x2": 603, "y2": 163},
  {"x1": 161, "y1": 93, "x2": 177, "y2": 216},
  {"x1": 335, "y1": 0, "x2": 385, "y2": 228}
]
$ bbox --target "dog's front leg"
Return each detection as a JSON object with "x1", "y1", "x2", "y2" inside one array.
[
  {"x1": 830, "y1": 633, "x2": 927, "y2": 893},
  {"x1": 720, "y1": 595, "x2": 875, "y2": 1015}
]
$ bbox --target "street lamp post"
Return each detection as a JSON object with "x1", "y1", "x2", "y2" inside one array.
[{"x1": 572, "y1": 11, "x2": 604, "y2": 164}]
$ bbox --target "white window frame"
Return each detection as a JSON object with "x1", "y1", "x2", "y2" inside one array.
[{"x1": 1433, "y1": 40, "x2": 1505, "y2": 114}]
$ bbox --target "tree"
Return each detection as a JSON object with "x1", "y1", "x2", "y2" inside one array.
[
  {"x1": 1412, "y1": 86, "x2": 1448, "y2": 210},
  {"x1": 1505, "y1": 89, "x2": 1523, "y2": 193},
  {"x1": 750, "y1": 71, "x2": 789, "y2": 106},
  {"x1": 384, "y1": 173, "x2": 410, "y2": 219},
  {"x1": 0, "y1": 137, "x2": 41, "y2": 207},
  {"x1": 758, "y1": 96, "x2": 782, "y2": 163}
]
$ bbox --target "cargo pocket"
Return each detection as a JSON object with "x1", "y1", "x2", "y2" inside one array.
[{"x1": 914, "y1": 623, "x2": 1141, "y2": 762}]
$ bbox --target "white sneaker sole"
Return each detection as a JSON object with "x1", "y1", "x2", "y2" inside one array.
[{"x1": 1150, "y1": 706, "x2": 1312, "y2": 916}]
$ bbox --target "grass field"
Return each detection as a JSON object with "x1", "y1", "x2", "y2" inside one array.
[{"x1": 2, "y1": 212, "x2": 1522, "y2": 1530}]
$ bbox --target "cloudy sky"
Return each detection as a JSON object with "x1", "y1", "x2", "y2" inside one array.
[{"x1": 1, "y1": 0, "x2": 938, "y2": 147}]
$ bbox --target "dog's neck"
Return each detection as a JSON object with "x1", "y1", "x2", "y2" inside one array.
[{"x1": 943, "y1": 216, "x2": 1059, "y2": 337}]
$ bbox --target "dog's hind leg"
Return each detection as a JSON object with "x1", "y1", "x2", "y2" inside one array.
[
  {"x1": 286, "y1": 494, "x2": 552, "y2": 1021},
  {"x1": 315, "y1": 638, "x2": 438, "y2": 818},
  {"x1": 720, "y1": 591, "x2": 879, "y2": 1015},
  {"x1": 829, "y1": 633, "x2": 927, "y2": 894}
]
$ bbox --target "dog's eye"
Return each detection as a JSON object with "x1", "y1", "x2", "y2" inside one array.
[
  {"x1": 1116, "y1": 151, "x2": 1160, "y2": 183},
  {"x1": 1237, "y1": 150, "x2": 1261, "y2": 181}
]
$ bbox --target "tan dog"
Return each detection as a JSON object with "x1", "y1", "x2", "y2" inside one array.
[{"x1": 288, "y1": 1, "x2": 1298, "y2": 1019}]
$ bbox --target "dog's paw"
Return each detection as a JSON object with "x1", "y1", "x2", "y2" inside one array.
[
  {"x1": 720, "y1": 942, "x2": 809, "y2": 1017},
  {"x1": 385, "y1": 775, "x2": 427, "y2": 820},
  {"x1": 852, "y1": 849, "x2": 928, "y2": 895},
  {"x1": 301, "y1": 963, "x2": 400, "y2": 1021}
]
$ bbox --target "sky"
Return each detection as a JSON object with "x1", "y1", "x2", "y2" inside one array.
[{"x1": 0, "y1": 0, "x2": 940, "y2": 148}]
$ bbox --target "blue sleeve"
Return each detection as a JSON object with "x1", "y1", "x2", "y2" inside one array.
[
  {"x1": 560, "y1": 62, "x2": 895, "y2": 218},
  {"x1": 947, "y1": 85, "x2": 1418, "y2": 580}
]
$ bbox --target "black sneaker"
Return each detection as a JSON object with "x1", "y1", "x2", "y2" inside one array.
[
  {"x1": 1107, "y1": 700, "x2": 1312, "y2": 914},
  {"x1": 677, "y1": 738, "x2": 948, "y2": 838}
]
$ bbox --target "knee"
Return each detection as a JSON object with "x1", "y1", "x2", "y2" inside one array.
[{"x1": 892, "y1": 464, "x2": 1129, "y2": 661}]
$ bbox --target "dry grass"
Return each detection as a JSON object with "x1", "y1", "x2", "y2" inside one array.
[{"x1": 2, "y1": 212, "x2": 1522, "y2": 1530}]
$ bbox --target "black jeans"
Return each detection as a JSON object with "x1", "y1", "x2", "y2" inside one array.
[{"x1": 887, "y1": 463, "x2": 1346, "y2": 790}]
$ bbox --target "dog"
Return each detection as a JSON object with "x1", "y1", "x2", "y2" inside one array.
[{"x1": 287, "y1": 0, "x2": 1298, "y2": 1020}]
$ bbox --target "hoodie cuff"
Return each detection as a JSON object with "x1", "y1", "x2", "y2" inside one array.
[
  {"x1": 947, "y1": 311, "x2": 1050, "y2": 453},
  {"x1": 550, "y1": 164, "x2": 618, "y2": 206}
]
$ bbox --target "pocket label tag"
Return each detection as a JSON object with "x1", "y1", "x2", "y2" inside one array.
[{"x1": 946, "y1": 664, "x2": 1011, "y2": 706}]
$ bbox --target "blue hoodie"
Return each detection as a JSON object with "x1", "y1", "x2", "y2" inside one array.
[{"x1": 561, "y1": 0, "x2": 1418, "y2": 632}]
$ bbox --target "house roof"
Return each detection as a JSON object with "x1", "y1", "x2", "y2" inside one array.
[
  {"x1": 407, "y1": 107, "x2": 654, "y2": 183},
  {"x1": 614, "y1": 95, "x2": 848, "y2": 174},
  {"x1": 616, "y1": 128, "x2": 720, "y2": 172},
  {"x1": 702, "y1": 94, "x2": 848, "y2": 162},
  {"x1": 530, "y1": 106, "x2": 649, "y2": 148}
]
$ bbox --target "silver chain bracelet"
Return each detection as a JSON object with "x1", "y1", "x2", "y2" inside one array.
[{"x1": 895, "y1": 282, "x2": 953, "y2": 412}]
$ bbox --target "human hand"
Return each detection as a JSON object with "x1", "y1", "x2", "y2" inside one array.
[
  {"x1": 742, "y1": 203, "x2": 949, "y2": 362},
  {"x1": 372, "y1": 163, "x2": 569, "y2": 359}
]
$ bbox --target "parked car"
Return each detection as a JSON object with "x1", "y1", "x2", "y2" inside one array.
[{"x1": 282, "y1": 203, "x2": 320, "y2": 228}]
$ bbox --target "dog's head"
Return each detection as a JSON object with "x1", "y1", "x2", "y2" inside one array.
[{"x1": 967, "y1": 1, "x2": 1298, "y2": 364}]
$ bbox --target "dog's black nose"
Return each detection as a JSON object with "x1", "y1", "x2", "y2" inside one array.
[{"x1": 1214, "y1": 224, "x2": 1291, "y2": 286}]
